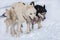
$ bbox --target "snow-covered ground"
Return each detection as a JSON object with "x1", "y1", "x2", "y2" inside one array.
[{"x1": 0, "y1": 0, "x2": 60, "y2": 40}]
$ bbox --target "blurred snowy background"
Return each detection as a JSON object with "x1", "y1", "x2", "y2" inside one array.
[{"x1": 0, "y1": 0, "x2": 60, "y2": 40}]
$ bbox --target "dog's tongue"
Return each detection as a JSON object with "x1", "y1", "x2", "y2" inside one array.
[{"x1": 31, "y1": 19, "x2": 35, "y2": 24}]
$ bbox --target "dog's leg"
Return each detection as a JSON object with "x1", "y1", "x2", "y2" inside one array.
[
  {"x1": 32, "y1": 23, "x2": 34, "y2": 29},
  {"x1": 37, "y1": 21, "x2": 42, "y2": 29},
  {"x1": 21, "y1": 24, "x2": 23, "y2": 33},
  {"x1": 10, "y1": 25, "x2": 14, "y2": 36},
  {"x1": 6, "y1": 21, "x2": 9, "y2": 32},
  {"x1": 10, "y1": 22, "x2": 16, "y2": 36},
  {"x1": 4, "y1": 19, "x2": 10, "y2": 32},
  {"x1": 16, "y1": 21, "x2": 22, "y2": 37},
  {"x1": 27, "y1": 22, "x2": 30, "y2": 33}
]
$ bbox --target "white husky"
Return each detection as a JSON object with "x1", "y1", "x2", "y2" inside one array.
[
  {"x1": 4, "y1": 2, "x2": 36, "y2": 36},
  {"x1": 11, "y1": 2, "x2": 36, "y2": 36}
]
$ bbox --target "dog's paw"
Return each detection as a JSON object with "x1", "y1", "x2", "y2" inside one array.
[
  {"x1": 11, "y1": 33, "x2": 15, "y2": 36},
  {"x1": 15, "y1": 32, "x2": 20, "y2": 37},
  {"x1": 11, "y1": 31, "x2": 16, "y2": 36}
]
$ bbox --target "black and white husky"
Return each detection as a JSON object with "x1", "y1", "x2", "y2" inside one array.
[{"x1": 30, "y1": 1, "x2": 47, "y2": 29}]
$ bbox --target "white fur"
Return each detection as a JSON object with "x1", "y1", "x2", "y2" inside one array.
[
  {"x1": 38, "y1": 13, "x2": 44, "y2": 18},
  {"x1": 4, "y1": 2, "x2": 36, "y2": 36},
  {"x1": 11, "y1": 2, "x2": 36, "y2": 36}
]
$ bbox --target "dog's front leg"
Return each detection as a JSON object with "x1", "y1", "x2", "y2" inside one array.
[
  {"x1": 27, "y1": 22, "x2": 30, "y2": 33},
  {"x1": 37, "y1": 21, "x2": 42, "y2": 29},
  {"x1": 32, "y1": 23, "x2": 34, "y2": 29},
  {"x1": 16, "y1": 21, "x2": 22, "y2": 36}
]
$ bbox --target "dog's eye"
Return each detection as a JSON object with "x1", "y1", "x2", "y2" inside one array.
[{"x1": 30, "y1": 13, "x2": 32, "y2": 15}]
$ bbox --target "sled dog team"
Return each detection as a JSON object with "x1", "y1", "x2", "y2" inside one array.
[{"x1": 1, "y1": 1, "x2": 47, "y2": 36}]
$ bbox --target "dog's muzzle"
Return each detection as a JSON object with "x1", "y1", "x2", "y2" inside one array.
[
  {"x1": 38, "y1": 13, "x2": 46, "y2": 21},
  {"x1": 29, "y1": 16, "x2": 36, "y2": 20},
  {"x1": 42, "y1": 16, "x2": 46, "y2": 21}
]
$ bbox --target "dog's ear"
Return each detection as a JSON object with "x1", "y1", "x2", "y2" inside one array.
[
  {"x1": 30, "y1": 1, "x2": 34, "y2": 6},
  {"x1": 43, "y1": 5, "x2": 45, "y2": 8}
]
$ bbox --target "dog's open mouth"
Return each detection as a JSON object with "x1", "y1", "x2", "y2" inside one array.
[
  {"x1": 29, "y1": 16, "x2": 35, "y2": 24},
  {"x1": 31, "y1": 19, "x2": 35, "y2": 24}
]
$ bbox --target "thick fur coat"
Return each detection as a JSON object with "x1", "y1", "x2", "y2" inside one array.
[{"x1": 4, "y1": 2, "x2": 36, "y2": 36}]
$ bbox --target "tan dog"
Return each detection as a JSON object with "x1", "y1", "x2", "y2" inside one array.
[{"x1": 11, "y1": 2, "x2": 36, "y2": 36}]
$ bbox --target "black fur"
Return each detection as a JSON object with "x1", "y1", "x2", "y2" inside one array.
[
  {"x1": 30, "y1": 1, "x2": 34, "y2": 6},
  {"x1": 30, "y1": 1, "x2": 47, "y2": 18},
  {"x1": 1, "y1": 13, "x2": 6, "y2": 17},
  {"x1": 35, "y1": 5, "x2": 47, "y2": 18}
]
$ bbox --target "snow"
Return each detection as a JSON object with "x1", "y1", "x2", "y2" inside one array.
[{"x1": 0, "y1": 0, "x2": 60, "y2": 40}]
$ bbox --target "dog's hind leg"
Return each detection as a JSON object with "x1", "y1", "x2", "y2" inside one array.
[
  {"x1": 4, "y1": 19, "x2": 10, "y2": 32},
  {"x1": 10, "y1": 22, "x2": 16, "y2": 36}
]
